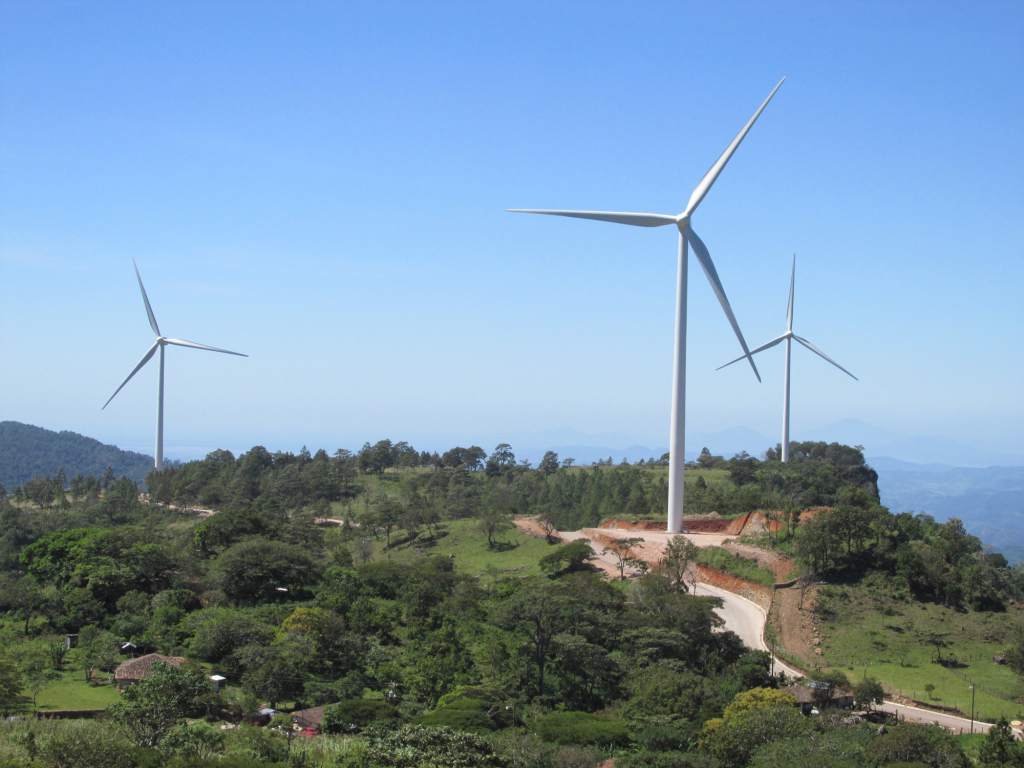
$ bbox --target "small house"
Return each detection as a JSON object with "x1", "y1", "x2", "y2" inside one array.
[{"x1": 114, "y1": 653, "x2": 186, "y2": 688}]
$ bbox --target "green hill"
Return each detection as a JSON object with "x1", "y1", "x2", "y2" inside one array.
[{"x1": 0, "y1": 420, "x2": 152, "y2": 489}]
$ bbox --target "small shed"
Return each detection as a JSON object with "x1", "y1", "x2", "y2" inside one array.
[
  {"x1": 114, "y1": 653, "x2": 186, "y2": 688},
  {"x1": 209, "y1": 674, "x2": 227, "y2": 692}
]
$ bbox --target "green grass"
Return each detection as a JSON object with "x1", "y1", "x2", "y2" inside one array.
[
  {"x1": 696, "y1": 546, "x2": 775, "y2": 586},
  {"x1": 815, "y1": 577, "x2": 1024, "y2": 721},
  {"x1": 370, "y1": 518, "x2": 556, "y2": 580},
  {"x1": 34, "y1": 670, "x2": 120, "y2": 711}
]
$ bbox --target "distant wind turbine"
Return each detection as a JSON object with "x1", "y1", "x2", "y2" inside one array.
[
  {"x1": 509, "y1": 78, "x2": 785, "y2": 533},
  {"x1": 717, "y1": 255, "x2": 857, "y2": 462},
  {"x1": 102, "y1": 261, "x2": 247, "y2": 470}
]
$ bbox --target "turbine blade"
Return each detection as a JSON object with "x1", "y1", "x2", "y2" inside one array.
[
  {"x1": 786, "y1": 254, "x2": 796, "y2": 332},
  {"x1": 683, "y1": 77, "x2": 786, "y2": 217},
  {"x1": 716, "y1": 334, "x2": 787, "y2": 370},
  {"x1": 133, "y1": 260, "x2": 161, "y2": 336},
  {"x1": 793, "y1": 335, "x2": 858, "y2": 380},
  {"x1": 686, "y1": 227, "x2": 760, "y2": 382},
  {"x1": 507, "y1": 209, "x2": 677, "y2": 228},
  {"x1": 163, "y1": 338, "x2": 248, "y2": 357},
  {"x1": 103, "y1": 341, "x2": 159, "y2": 409}
]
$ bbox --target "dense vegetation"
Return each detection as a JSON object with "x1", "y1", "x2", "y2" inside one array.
[
  {"x1": 0, "y1": 440, "x2": 1021, "y2": 767},
  {"x1": 0, "y1": 421, "x2": 153, "y2": 490}
]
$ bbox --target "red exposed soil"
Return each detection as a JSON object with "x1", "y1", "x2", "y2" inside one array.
[{"x1": 599, "y1": 511, "x2": 753, "y2": 535}]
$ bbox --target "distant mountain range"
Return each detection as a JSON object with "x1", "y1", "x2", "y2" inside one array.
[{"x1": 0, "y1": 421, "x2": 153, "y2": 489}]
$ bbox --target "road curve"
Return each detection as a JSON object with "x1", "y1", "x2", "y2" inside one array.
[
  {"x1": 694, "y1": 582, "x2": 803, "y2": 679},
  {"x1": 698, "y1": 583, "x2": 998, "y2": 735}
]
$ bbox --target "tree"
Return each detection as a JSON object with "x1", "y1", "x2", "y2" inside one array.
[
  {"x1": 539, "y1": 540, "x2": 593, "y2": 576},
  {"x1": 17, "y1": 645, "x2": 56, "y2": 710},
  {"x1": 978, "y1": 718, "x2": 1024, "y2": 767},
  {"x1": 603, "y1": 537, "x2": 644, "y2": 580},
  {"x1": 656, "y1": 536, "x2": 699, "y2": 592},
  {"x1": 854, "y1": 676, "x2": 884, "y2": 711},
  {"x1": 537, "y1": 510, "x2": 558, "y2": 543},
  {"x1": 485, "y1": 443, "x2": 516, "y2": 477},
  {"x1": 538, "y1": 451, "x2": 561, "y2": 475},
  {"x1": 214, "y1": 538, "x2": 319, "y2": 604},
  {"x1": 108, "y1": 662, "x2": 215, "y2": 747},
  {"x1": 79, "y1": 626, "x2": 120, "y2": 682},
  {"x1": 0, "y1": 655, "x2": 24, "y2": 715}
]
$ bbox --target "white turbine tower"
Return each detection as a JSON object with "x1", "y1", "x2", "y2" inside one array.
[
  {"x1": 103, "y1": 261, "x2": 247, "y2": 470},
  {"x1": 509, "y1": 78, "x2": 785, "y2": 533},
  {"x1": 717, "y1": 255, "x2": 857, "y2": 462}
]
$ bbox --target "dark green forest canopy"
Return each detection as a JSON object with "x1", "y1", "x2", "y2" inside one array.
[{"x1": 0, "y1": 420, "x2": 152, "y2": 489}]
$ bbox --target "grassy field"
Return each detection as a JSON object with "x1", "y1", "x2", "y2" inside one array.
[
  {"x1": 35, "y1": 670, "x2": 120, "y2": 711},
  {"x1": 696, "y1": 546, "x2": 776, "y2": 586},
  {"x1": 815, "y1": 578, "x2": 1024, "y2": 721},
  {"x1": 369, "y1": 517, "x2": 556, "y2": 580}
]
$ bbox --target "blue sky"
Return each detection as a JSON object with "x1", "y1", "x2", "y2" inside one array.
[{"x1": 2, "y1": 1, "x2": 1022, "y2": 464}]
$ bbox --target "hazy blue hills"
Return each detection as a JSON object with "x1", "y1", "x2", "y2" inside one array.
[
  {"x1": 873, "y1": 456, "x2": 1024, "y2": 563},
  {"x1": 0, "y1": 421, "x2": 153, "y2": 489}
]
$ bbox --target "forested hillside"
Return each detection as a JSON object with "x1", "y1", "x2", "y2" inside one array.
[
  {"x1": 0, "y1": 421, "x2": 152, "y2": 489},
  {"x1": 2, "y1": 440, "x2": 1023, "y2": 767}
]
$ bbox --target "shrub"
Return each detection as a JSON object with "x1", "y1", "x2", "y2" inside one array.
[
  {"x1": 618, "y1": 752, "x2": 722, "y2": 768},
  {"x1": 35, "y1": 720, "x2": 140, "y2": 768},
  {"x1": 363, "y1": 724, "x2": 505, "y2": 767},
  {"x1": 530, "y1": 711, "x2": 630, "y2": 747},
  {"x1": 864, "y1": 724, "x2": 969, "y2": 768},
  {"x1": 322, "y1": 698, "x2": 400, "y2": 733},
  {"x1": 418, "y1": 687, "x2": 509, "y2": 732}
]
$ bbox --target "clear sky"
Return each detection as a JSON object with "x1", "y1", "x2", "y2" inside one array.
[{"x1": 2, "y1": 1, "x2": 1022, "y2": 464}]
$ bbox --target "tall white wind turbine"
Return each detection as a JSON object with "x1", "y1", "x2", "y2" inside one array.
[
  {"x1": 510, "y1": 78, "x2": 785, "y2": 533},
  {"x1": 717, "y1": 255, "x2": 857, "y2": 462},
  {"x1": 102, "y1": 261, "x2": 247, "y2": 470}
]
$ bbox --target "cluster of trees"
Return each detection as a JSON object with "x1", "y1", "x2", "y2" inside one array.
[
  {"x1": 793, "y1": 488, "x2": 1024, "y2": 611},
  {"x1": 136, "y1": 440, "x2": 882, "y2": 536}
]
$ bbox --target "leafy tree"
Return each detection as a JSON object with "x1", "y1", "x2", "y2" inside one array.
[
  {"x1": 78, "y1": 626, "x2": 120, "y2": 682},
  {"x1": 214, "y1": 538, "x2": 319, "y2": 604},
  {"x1": 108, "y1": 662, "x2": 215, "y2": 747},
  {"x1": 538, "y1": 451, "x2": 561, "y2": 475},
  {"x1": 854, "y1": 676, "x2": 885, "y2": 710},
  {"x1": 539, "y1": 540, "x2": 593, "y2": 576},
  {"x1": 603, "y1": 537, "x2": 644, "y2": 580},
  {"x1": 864, "y1": 724, "x2": 970, "y2": 768},
  {"x1": 657, "y1": 535, "x2": 699, "y2": 592},
  {"x1": 702, "y1": 704, "x2": 811, "y2": 766},
  {"x1": 978, "y1": 718, "x2": 1024, "y2": 767},
  {"x1": 0, "y1": 655, "x2": 24, "y2": 714}
]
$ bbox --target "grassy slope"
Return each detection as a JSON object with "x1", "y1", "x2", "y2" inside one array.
[
  {"x1": 696, "y1": 546, "x2": 776, "y2": 586},
  {"x1": 816, "y1": 580, "x2": 1024, "y2": 721},
  {"x1": 35, "y1": 670, "x2": 120, "y2": 711},
  {"x1": 371, "y1": 518, "x2": 554, "y2": 580}
]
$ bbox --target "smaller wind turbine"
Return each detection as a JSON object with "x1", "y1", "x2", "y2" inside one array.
[
  {"x1": 717, "y1": 256, "x2": 857, "y2": 462},
  {"x1": 103, "y1": 261, "x2": 247, "y2": 469}
]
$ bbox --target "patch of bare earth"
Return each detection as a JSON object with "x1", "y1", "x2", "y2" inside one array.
[{"x1": 769, "y1": 583, "x2": 820, "y2": 670}]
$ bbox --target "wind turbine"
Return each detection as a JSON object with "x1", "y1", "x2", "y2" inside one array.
[
  {"x1": 103, "y1": 261, "x2": 247, "y2": 470},
  {"x1": 717, "y1": 255, "x2": 857, "y2": 462},
  {"x1": 509, "y1": 78, "x2": 785, "y2": 533}
]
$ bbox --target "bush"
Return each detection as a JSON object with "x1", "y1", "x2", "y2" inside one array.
[
  {"x1": 864, "y1": 724, "x2": 969, "y2": 768},
  {"x1": 540, "y1": 541, "x2": 594, "y2": 576},
  {"x1": 418, "y1": 687, "x2": 509, "y2": 732},
  {"x1": 531, "y1": 711, "x2": 630, "y2": 747},
  {"x1": 322, "y1": 698, "x2": 400, "y2": 733},
  {"x1": 159, "y1": 721, "x2": 226, "y2": 759},
  {"x1": 35, "y1": 720, "x2": 140, "y2": 768},
  {"x1": 363, "y1": 724, "x2": 505, "y2": 767},
  {"x1": 618, "y1": 752, "x2": 721, "y2": 768}
]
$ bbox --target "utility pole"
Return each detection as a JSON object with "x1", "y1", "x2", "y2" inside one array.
[{"x1": 969, "y1": 683, "x2": 976, "y2": 734}]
